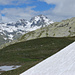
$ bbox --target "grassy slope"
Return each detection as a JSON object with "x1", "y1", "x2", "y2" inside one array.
[{"x1": 0, "y1": 37, "x2": 74, "y2": 75}]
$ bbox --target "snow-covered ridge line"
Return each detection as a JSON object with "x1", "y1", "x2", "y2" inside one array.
[
  {"x1": 0, "y1": 15, "x2": 53, "y2": 45},
  {"x1": 20, "y1": 41, "x2": 75, "y2": 75}
]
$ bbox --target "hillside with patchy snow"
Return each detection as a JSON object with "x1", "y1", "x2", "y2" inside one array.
[
  {"x1": 20, "y1": 17, "x2": 75, "y2": 41},
  {"x1": 0, "y1": 15, "x2": 53, "y2": 45}
]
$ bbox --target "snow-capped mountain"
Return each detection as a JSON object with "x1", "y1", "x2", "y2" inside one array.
[
  {"x1": 30, "y1": 14, "x2": 53, "y2": 27},
  {"x1": 0, "y1": 15, "x2": 53, "y2": 45},
  {"x1": 19, "y1": 17, "x2": 75, "y2": 42}
]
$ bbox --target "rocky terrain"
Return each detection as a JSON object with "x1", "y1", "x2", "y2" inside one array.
[
  {"x1": 20, "y1": 17, "x2": 75, "y2": 41},
  {"x1": 0, "y1": 15, "x2": 53, "y2": 45}
]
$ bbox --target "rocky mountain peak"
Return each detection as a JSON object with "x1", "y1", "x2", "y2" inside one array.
[
  {"x1": 30, "y1": 15, "x2": 53, "y2": 27},
  {"x1": 0, "y1": 15, "x2": 53, "y2": 45}
]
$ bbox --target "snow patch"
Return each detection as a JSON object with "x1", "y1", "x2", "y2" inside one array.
[
  {"x1": 0, "y1": 65, "x2": 21, "y2": 71},
  {"x1": 8, "y1": 34, "x2": 13, "y2": 40},
  {"x1": 0, "y1": 65, "x2": 21, "y2": 74},
  {"x1": 3, "y1": 37, "x2": 7, "y2": 40}
]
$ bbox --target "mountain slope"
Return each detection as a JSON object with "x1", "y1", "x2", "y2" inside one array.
[
  {"x1": 0, "y1": 37, "x2": 74, "y2": 75},
  {"x1": 0, "y1": 15, "x2": 53, "y2": 45},
  {"x1": 20, "y1": 42, "x2": 75, "y2": 75},
  {"x1": 20, "y1": 17, "x2": 75, "y2": 41}
]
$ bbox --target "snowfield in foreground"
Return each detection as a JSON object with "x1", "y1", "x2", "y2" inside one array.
[{"x1": 20, "y1": 42, "x2": 75, "y2": 75}]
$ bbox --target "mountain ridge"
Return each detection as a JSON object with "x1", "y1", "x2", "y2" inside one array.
[
  {"x1": 19, "y1": 17, "x2": 75, "y2": 41},
  {"x1": 0, "y1": 15, "x2": 53, "y2": 45}
]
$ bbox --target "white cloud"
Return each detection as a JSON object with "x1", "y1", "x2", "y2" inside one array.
[
  {"x1": 0, "y1": 0, "x2": 11, "y2": 5},
  {"x1": 0, "y1": 0, "x2": 31, "y2": 5},
  {"x1": 0, "y1": 0, "x2": 75, "y2": 22},
  {"x1": 39, "y1": 0, "x2": 75, "y2": 21},
  {"x1": 1, "y1": 6, "x2": 39, "y2": 22},
  {"x1": 39, "y1": 0, "x2": 63, "y2": 4},
  {"x1": 0, "y1": 11, "x2": 2, "y2": 22}
]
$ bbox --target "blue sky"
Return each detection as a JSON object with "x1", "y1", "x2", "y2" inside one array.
[
  {"x1": 0, "y1": 1, "x2": 55, "y2": 11},
  {"x1": 0, "y1": 0, "x2": 75, "y2": 22}
]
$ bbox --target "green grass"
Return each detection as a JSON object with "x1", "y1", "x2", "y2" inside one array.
[{"x1": 0, "y1": 37, "x2": 74, "y2": 75}]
